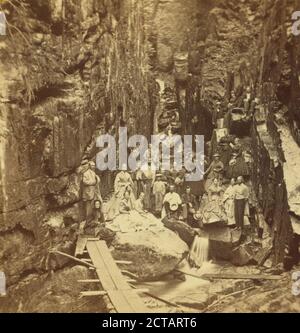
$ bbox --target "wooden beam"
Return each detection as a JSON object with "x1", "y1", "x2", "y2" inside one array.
[
  {"x1": 115, "y1": 260, "x2": 133, "y2": 265},
  {"x1": 80, "y1": 291, "x2": 107, "y2": 297},
  {"x1": 81, "y1": 259, "x2": 93, "y2": 263},
  {"x1": 121, "y1": 270, "x2": 139, "y2": 279},
  {"x1": 78, "y1": 279, "x2": 100, "y2": 283}
]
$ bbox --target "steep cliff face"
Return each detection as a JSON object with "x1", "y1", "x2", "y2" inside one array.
[
  {"x1": 192, "y1": 0, "x2": 300, "y2": 264},
  {"x1": 0, "y1": 0, "x2": 156, "y2": 284},
  {"x1": 144, "y1": 0, "x2": 300, "y2": 265},
  {"x1": 247, "y1": 0, "x2": 300, "y2": 264},
  {"x1": 143, "y1": 0, "x2": 263, "y2": 137},
  {"x1": 1, "y1": 0, "x2": 300, "y2": 300}
]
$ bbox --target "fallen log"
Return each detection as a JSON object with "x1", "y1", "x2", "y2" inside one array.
[
  {"x1": 201, "y1": 273, "x2": 281, "y2": 280},
  {"x1": 49, "y1": 250, "x2": 96, "y2": 269},
  {"x1": 202, "y1": 286, "x2": 257, "y2": 313},
  {"x1": 176, "y1": 270, "x2": 281, "y2": 281},
  {"x1": 130, "y1": 284, "x2": 180, "y2": 308}
]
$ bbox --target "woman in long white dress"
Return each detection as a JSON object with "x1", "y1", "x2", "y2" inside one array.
[
  {"x1": 108, "y1": 192, "x2": 164, "y2": 233},
  {"x1": 202, "y1": 178, "x2": 226, "y2": 224},
  {"x1": 105, "y1": 165, "x2": 135, "y2": 221},
  {"x1": 133, "y1": 193, "x2": 163, "y2": 228},
  {"x1": 223, "y1": 178, "x2": 236, "y2": 226}
]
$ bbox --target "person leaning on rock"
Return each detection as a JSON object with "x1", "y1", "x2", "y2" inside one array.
[
  {"x1": 81, "y1": 161, "x2": 102, "y2": 225},
  {"x1": 234, "y1": 176, "x2": 250, "y2": 232}
]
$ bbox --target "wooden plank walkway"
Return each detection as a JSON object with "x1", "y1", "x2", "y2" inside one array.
[{"x1": 85, "y1": 239, "x2": 149, "y2": 313}]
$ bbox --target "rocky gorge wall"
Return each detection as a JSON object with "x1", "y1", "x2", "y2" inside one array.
[
  {"x1": 1, "y1": 0, "x2": 300, "y2": 295},
  {"x1": 246, "y1": 0, "x2": 300, "y2": 264},
  {"x1": 145, "y1": 0, "x2": 300, "y2": 265},
  {"x1": 199, "y1": 0, "x2": 300, "y2": 264},
  {"x1": 0, "y1": 0, "x2": 157, "y2": 285}
]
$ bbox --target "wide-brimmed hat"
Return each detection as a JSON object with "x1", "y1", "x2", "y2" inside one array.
[
  {"x1": 170, "y1": 203, "x2": 179, "y2": 211},
  {"x1": 213, "y1": 153, "x2": 220, "y2": 157},
  {"x1": 194, "y1": 211, "x2": 202, "y2": 220}
]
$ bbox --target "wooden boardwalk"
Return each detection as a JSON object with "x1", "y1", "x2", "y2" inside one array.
[{"x1": 81, "y1": 238, "x2": 150, "y2": 313}]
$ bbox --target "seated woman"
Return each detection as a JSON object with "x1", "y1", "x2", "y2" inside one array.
[
  {"x1": 132, "y1": 192, "x2": 163, "y2": 228},
  {"x1": 119, "y1": 191, "x2": 133, "y2": 215},
  {"x1": 114, "y1": 165, "x2": 135, "y2": 198},
  {"x1": 109, "y1": 192, "x2": 163, "y2": 232},
  {"x1": 204, "y1": 153, "x2": 224, "y2": 192},
  {"x1": 223, "y1": 178, "x2": 236, "y2": 226},
  {"x1": 105, "y1": 165, "x2": 136, "y2": 221},
  {"x1": 201, "y1": 178, "x2": 226, "y2": 225},
  {"x1": 134, "y1": 192, "x2": 146, "y2": 215},
  {"x1": 110, "y1": 191, "x2": 135, "y2": 233}
]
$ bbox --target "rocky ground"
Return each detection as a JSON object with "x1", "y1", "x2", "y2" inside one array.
[
  {"x1": 204, "y1": 267, "x2": 300, "y2": 313},
  {"x1": 0, "y1": 266, "x2": 106, "y2": 313},
  {"x1": 139, "y1": 262, "x2": 300, "y2": 313},
  {"x1": 2, "y1": 260, "x2": 297, "y2": 314}
]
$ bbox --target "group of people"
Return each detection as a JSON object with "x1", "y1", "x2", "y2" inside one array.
[
  {"x1": 104, "y1": 162, "x2": 199, "y2": 226},
  {"x1": 201, "y1": 145, "x2": 252, "y2": 230},
  {"x1": 223, "y1": 176, "x2": 250, "y2": 230},
  {"x1": 79, "y1": 83, "x2": 255, "y2": 233},
  {"x1": 79, "y1": 154, "x2": 251, "y2": 234}
]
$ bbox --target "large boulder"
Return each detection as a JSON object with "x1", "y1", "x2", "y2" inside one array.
[
  {"x1": 162, "y1": 217, "x2": 197, "y2": 246},
  {"x1": 205, "y1": 225, "x2": 241, "y2": 261},
  {"x1": 231, "y1": 244, "x2": 257, "y2": 266},
  {"x1": 109, "y1": 213, "x2": 189, "y2": 281}
]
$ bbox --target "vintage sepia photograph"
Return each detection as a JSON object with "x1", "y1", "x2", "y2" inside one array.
[{"x1": 0, "y1": 0, "x2": 300, "y2": 316}]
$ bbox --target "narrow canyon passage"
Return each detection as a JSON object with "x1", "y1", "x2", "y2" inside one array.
[{"x1": 0, "y1": 0, "x2": 300, "y2": 313}]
